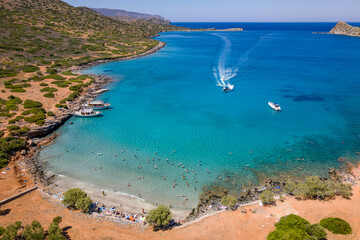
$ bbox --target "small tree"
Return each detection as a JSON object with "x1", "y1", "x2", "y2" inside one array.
[
  {"x1": 62, "y1": 188, "x2": 92, "y2": 211},
  {"x1": 76, "y1": 196, "x2": 92, "y2": 213},
  {"x1": 22, "y1": 220, "x2": 45, "y2": 240},
  {"x1": 146, "y1": 205, "x2": 172, "y2": 230},
  {"x1": 221, "y1": 195, "x2": 237, "y2": 210},
  {"x1": 260, "y1": 190, "x2": 275, "y2": 205},
  {"x1": 48, "y1": 216, "x2": 66, "y2": 240},
  {"x1": 1, "y1": 221, "x2": 22, "y2": 240}
]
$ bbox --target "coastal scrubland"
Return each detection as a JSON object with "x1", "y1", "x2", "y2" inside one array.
[{"x1": 0, "y1": 0, "x2": 185, "y2": 168}]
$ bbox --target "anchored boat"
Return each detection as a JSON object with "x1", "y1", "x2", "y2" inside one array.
[
  {"x1": 268, "y1": 101, "x2": 281, "y2": 111},
  {"x1": 74, "y1": 108, "x2": 102, "y2": 117},
  {"x1": 83, "y1": 100, "x2": 110, "y2": 110}
]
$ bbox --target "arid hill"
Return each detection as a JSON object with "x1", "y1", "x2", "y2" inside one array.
[{"x1": 329, "y1": 21, "x2": 360, "y2": 37}]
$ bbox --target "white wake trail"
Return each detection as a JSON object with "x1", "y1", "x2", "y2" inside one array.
[{"x1": 212, "y1": 33, "x2": 237, "y2": 90}]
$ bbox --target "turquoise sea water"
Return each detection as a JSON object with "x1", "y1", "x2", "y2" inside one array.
[{"x1": 38, "y1": 23, "x2": 360, "y2": 210}]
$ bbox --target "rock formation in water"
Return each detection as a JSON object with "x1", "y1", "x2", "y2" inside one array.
[{"x1": 329, "y1": 21, "x2": 360, "y2": 37}]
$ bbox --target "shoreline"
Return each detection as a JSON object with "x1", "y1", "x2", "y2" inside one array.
[
  {"x1": 4, "y1": 33, "x2": 360, "y2": 229},
  {"x1": 19, "y1": 39, "x2": 193, "y2": 220}
]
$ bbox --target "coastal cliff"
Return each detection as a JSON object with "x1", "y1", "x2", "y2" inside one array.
[{"x1": 329, "y1": 21, "x2": 360, "y2": 37}]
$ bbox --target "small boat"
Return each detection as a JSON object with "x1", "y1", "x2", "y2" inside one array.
[
  {"x1": 268, "y1": 101, "x2": 281, "y2": 111},
  {"x1": 83, "y1": 100, "x2": 110, "y2": 110},
  {"x1": 222, "y1": 85, "x2": 234, "y2": 92},
  {"x1": 74, "y1": 108, "x2": 102, "y2": 117}
]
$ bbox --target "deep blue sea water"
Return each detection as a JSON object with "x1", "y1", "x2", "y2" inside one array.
[{"x1": 38, "y1": 23, "x2": 360, "y2": 210}]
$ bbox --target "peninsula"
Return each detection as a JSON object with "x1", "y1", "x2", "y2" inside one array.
[
  {"x1": 185, "y1": 27, "x2": 244, "y2": 32},
  {"x1": 329, "y1": 21, "x2": 360, "y2": 37}
]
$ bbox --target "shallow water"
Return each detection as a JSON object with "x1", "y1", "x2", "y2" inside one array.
[{"x1": 38, "y1": 23, "x2": 360, "y2": 210}]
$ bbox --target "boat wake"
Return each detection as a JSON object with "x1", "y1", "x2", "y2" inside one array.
[
  {"x1": 213, "y1": 34, "x2": 237, "y2": 91},
  {"x1": 212, "y1": 33, "x2": 267, "y2": 91}
]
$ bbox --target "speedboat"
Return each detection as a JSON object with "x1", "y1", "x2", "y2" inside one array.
[
  {"x1": 83, "y1": 100, "x2": 110, "y2": 110},
  {"x1": 74, "y1": 108, "x2": 102, "y2": 117},
  {"x1": 268, "y1": 101, "x2": 281, "y2": 111},
  {"x1": 222, "y1": 85, "x2": 234, "y2": 92}
]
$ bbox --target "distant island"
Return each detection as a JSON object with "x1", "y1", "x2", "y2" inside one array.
[{"x1": 329, "y1": 21, "x2": 360, "y2": 37}]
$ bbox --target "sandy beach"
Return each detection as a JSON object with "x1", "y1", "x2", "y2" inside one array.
[{"x1": 1, "y1": 160, "x2": 360, "y2": 239}]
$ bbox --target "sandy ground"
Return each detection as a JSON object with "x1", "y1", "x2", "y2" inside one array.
[
  {"x1": 0, "y1": 71, "x2": 92, "y2": 132},
  {"x1": 1, "y1": 162, "x2": 360, "y2": 239}
]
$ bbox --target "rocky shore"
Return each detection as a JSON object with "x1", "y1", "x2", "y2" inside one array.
[{"x1": 329, "y1": 21, "x2": 360, "y2": 37}]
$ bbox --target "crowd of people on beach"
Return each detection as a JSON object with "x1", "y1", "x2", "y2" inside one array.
[{"x1": 90, "y1": 202, "x2": 148, "y2": 224}]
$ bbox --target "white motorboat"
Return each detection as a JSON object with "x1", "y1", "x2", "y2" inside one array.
[
  {"x1": 268, "y1": 101, "x2": 281, "y2": 111},
  {"x1": 222, "y1": 85, "x2": 234, "y2": 92},
  {"x1": 83, "y1": 100, "x2": 110, "y2": 110},
  {"x1": 74, "y1": 108, "x2": 102, "y2": 117}
]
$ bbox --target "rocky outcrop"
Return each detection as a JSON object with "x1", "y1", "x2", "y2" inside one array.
[
  {"x1": 329, "y1": 21, "x2": 360, "y2": 37},
  {"x1": 27, "y1": 113, "x2": 72, "y2": 138}
]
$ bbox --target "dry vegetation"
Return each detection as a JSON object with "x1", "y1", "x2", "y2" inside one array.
[{"x1": 0, "y1": 0, "x2": 185, "y2": 168}]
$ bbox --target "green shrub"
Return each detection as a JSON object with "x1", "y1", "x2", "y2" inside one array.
[
  {"x1": 285, "y1": 176, "x2": 352, "y2": 200},
  {"x1": 22, "y1": 65, "x2": 40, "y2": 73},
  {"x1": 24, "y1": 100, "x2": 43, "y2": 109},
  {"x1": 320, "y1": 217, "x2": 352, "y2": 235},
  {"x1": 22, "y1": 110, "x2": 31, "y2": 115},
  {"x1": 221, "y1": 195, "x2": 237, "y2": 209},
  {"x1": 69, "y1": 84, "x2": 83, "y2": 91},
  {"x1": 62, "y1": 188, "x2": 92, "y2": 212},
  {"x1": 47, "y1": 111, "x2": 55, "y2": 117},
  {"x1": 0, "y1": 131, "x2": 4, "y2": 138},
  {"x1": 0, "y1": 68, "x2": 18, "y2": 78},
  {"x1": 40, "y1": 87, "x2": 58, "y2": 93},
  {"x1": 24, "y1": 112, "x2": 46, "y2": 123},
  {"x1": 40, "y1": 83, "x2": 49, "y2": 86},
  {"x1": 267, "y1": 228, "x2": 311, "y2": 240},
  {"x1": 53, "y1": 82, "x2": 69, "y2": 88},
  {"x1": 260, "y1": 190, "x2": 276, "y2": 205},
  {"x1": 275, "y1": 214, "x2": 310, "y2": 232},
  {"x1": 146, "y1": 205, "x2": 172, "y2": 230},
  {"x1": 7, "y1": 125, "x2": 20, "y2": 131},
  {"x1": 10, "y1": 88, "x2": 26, "y2": 92},
  {"x1": 306, "y1": 224, "x2": 327, "y2": 240},
  {"x1": 46, "y1": 68, "x2": 58, "y2": 74},
  {"x1": 0, "y1": 137, "x2": 26, "y2": 168},
  {"x1": 44, "y1": 92, "x2": 55, "y2": 98},
  {"x1": 36, "y1": 120, "x2": 45, "y2": 126},
  {"x1": 76, "y1": 196, "x2": 93, "y2": 213},
  {"x1": 55, "y1": 104, "x2": 67, "y2": 109},
  {"x1": 17, "y1": 127, "x2": 30, "y2": 135},
  {"x1": 61, "y1": 71, "x2": 77, "y2": 76}
]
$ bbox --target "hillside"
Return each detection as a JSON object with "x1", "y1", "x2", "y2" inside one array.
[
  {"x1": 92, "y1": 7, "x2": 169, "y2": 23},
  {"x1": 0, "y1": 0, "x2": 183, "y2": 72},
  {"x1": 329, "y1": 21, "x2": 360, "y2": 37},
  {"x1": 0, "y1": 0, "x2": 185, "y2": 168}
]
